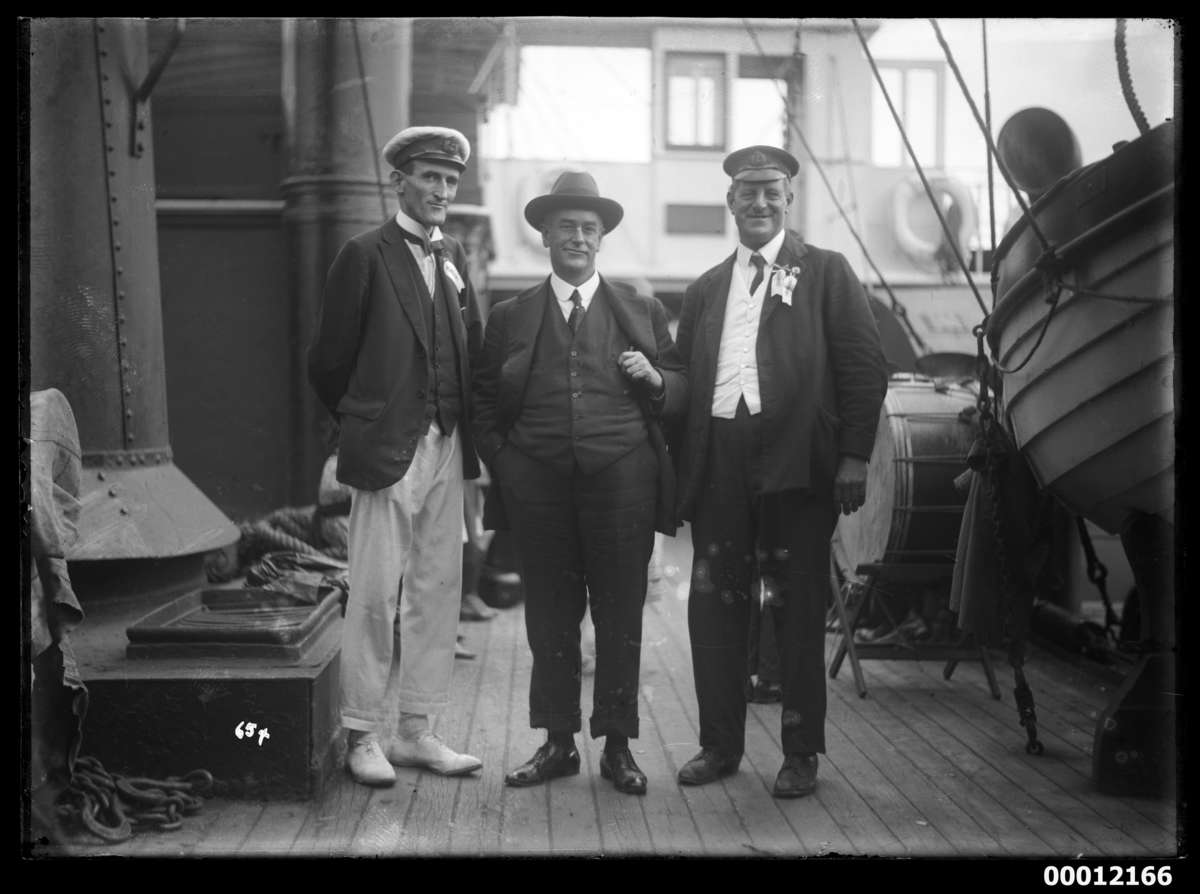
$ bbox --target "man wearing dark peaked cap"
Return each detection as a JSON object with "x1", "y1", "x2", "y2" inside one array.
[
  {"x1": 673, "y1": 145, "x2": 888, "y2": 798},
  {"x1": 308, "y1": 126, "x2": 484, "y2": 787},
  {"x1": 473, "y1": 170, "x2": 687, "y2": 795}
]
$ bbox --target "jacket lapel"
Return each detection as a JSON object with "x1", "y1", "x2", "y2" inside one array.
[
  {"x1": 701, "y1": 252, "x2": 736, "y2": 366},
  {"x1": 501, "y1": 279, "x2": 552, "y2": 413},
  {"x1": 435, "y1": 250, "x2": 469, "y2": 358},
  {"x1": 760, "y1": 231, "x2": 810, "y2": 322},
  {"x1": 599, "y1": 277, "x2": 655, "y2": 358},
  {"x1": 379, "y1": 219, "x2": 432, "y2": 355}
]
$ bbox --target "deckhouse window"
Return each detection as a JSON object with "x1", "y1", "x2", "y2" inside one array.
[
  {"x1": 870, "y1": 62, "x2": 944, "y2": 168},
  {"x1": 732, "y1": 54, "x2": 794, "y2": 150},
  {"x1": 665, "y1": 53, "x2": 726, "y2": 150}
]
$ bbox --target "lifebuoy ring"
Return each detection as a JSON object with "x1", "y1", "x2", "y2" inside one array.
[
  {"x1": 518, "y1": 166, "x2": 573, "y2": 250},
  {"x1": 892, "y1": 175, "x2": 977, "y2": 271}
]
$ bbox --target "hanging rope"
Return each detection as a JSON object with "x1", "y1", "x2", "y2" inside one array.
[
  {"x1": 351, "y1": 18, "x2": 391, "y2": 223},
  {"x1": 989, "y1": 283, "x2": 1063, "y2": 376},
  {"x1": 982, "y1": 19, "x2": 998, "y2": 280},
  {"x1": 1115, "y1": 18, "x2": 1152, "y2": 135},
  {"x1": 741, "y1": 19, "x2": 930, "y2": 354},
  {"x1": 851, "y1": 19, "x2": 990, "y2": 318},
  {"x1": 928, "y1": 20, "x2": 1056, "y2": 262}
]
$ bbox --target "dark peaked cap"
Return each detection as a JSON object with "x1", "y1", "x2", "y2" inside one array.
[
  {"x1": 724, "y1": 144, "x2": 800, "y2": 182},
  {"x1": 524, "y1": 170, "x2": 624, "y2": 232}
]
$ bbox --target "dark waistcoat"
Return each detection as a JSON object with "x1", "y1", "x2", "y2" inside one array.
[
  {"x1": 420, "y1": 253, "x2": 463, "y2": 436},
  {"x1": 508, "y1": 290, "x2": 647, "y2": 475}
]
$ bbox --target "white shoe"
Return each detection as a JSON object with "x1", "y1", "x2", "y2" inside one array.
[
  {"x1": 387, "y1": 730, "x2": 482, "y2": 776},
  {"x1": 346, "y1": 734, "x2": 396, "y2": 787}
]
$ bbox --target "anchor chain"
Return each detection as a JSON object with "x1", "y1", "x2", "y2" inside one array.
[
  {"x1": 54, "y1": 755, "x2": 214, "y2": 843},
  {"x1": 973, "y1": 325, "x2": 1045, "y2": 756}
]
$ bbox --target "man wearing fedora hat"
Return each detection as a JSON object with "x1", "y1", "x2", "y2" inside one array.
[
  {"x1": 672, "y1": 145, "x2": 887, "y2": 798},
  {"x1": 308, "y1": 126, "x2": 485, "y2": 787},
  {"x1": 473, "y1": 170, "x2": 686, "y2": 794}
]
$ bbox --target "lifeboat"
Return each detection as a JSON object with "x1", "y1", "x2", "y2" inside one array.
[{"x1": 987, "y1": 119, "x2": 1175, "y2": 535}]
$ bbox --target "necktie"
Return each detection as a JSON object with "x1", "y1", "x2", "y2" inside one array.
[
  {"x1": 399, "y1": 226, "x2": 443, "y2": 256},
  {"x1": 748, "y1": 252, "x2": 766, "y2": 295},
  {"x1": 567, "y1": 290, "x2": 584, "y2": 334}
]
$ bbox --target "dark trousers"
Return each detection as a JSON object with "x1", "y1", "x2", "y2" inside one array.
[
  {"x1": 498, "y1": 440, "x2": 657, "y2": 739},
  {"x1": 688, "y1": 399, "x2": 836, "y2": 757}
]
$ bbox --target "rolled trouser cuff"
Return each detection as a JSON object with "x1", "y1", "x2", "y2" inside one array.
[{"x1": 530, "y1": 709, "x2": 582, "y2": 734}]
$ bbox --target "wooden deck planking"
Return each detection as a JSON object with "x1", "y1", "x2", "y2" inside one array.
[
  {"x1": 650, "y1": 599, "x2": 854, "y2": 857},
  {"x1": 946, "y1": 655, "x2": 1107, "y2": 758},
  {"x1": 638, "y1": 607, "x2": 754, "y2": 856},
  {"x1": 858, "y1": 674, "x2": 1101, "y2": 856},
  {"x1": 190, "y1": 800, "x2": 266, "y2": 855},
  {"x1": 829, "y1": 670, "x2": 1056, "y2": 856},
  {"x1": 739, "y1": 711, "x2": 857, "y2": 857},
  {"x1": 937, "y1": 657, "x2": 1177, "y2": 837},
  {"x1": 49, "y1": 572, "x2": 1178, "y2": 859},
  {"x1": 826, "y1": 682, "x2": 1001, "y2": 855},
  {"x1": 820, "y1": 718, "x2": 951, "y2": 855},
  {"x1": 446, "y1": 606, "x2": 524, "y2": 855},
  {"x1": 631, "y1": 663, "x2": 706, "y2": 855},
  {"x1": 582, "y1": 741, "x2": 652, "y2": 855},
  {"x1": 393, "y1": 616, "x2": 493, "y2": 857},
  {"x1": 868, "y1": 660, "x2": 1172, "y2": 855},
  {"x1": 748, "y1": 700, "x2": 908, "y2": 857},
  {"x1": 312, "y1": 768, "x2": 374, "y2": 857},
  {"x1": 238, "y1": 801, "x2": 310, "y2": 856},
  {"x1": 107, "y1": 792, "x2": 232, "y2": 857},
  {"x1": 496, "y1": 616, "x2": 553, "y2": 855},
  {"x1": 891, "y1": 656, "x2": 1179, "y2": 850}
]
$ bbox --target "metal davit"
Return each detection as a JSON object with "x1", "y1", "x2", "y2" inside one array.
[{"x1": 30, "y1": 18, "x2": 238, "y2": 562}]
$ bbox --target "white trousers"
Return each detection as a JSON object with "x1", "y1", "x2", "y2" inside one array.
[{"x1": 340, "y1": 425, "x2": 464, "y2": 733}]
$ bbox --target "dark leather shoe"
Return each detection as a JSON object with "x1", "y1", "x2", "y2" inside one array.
[
  {"x1": 773, "y1": 752, "x2": 818, "y2": 798},
  {"x1": 677, "y1": 748, "x2": 740, "y2": 786},
  {"x1": 504, "y1": 741, "x2": 580, "y2": 787},
  {"x1": 600, "y1": 747, "x2": 647, "y2": 795}
]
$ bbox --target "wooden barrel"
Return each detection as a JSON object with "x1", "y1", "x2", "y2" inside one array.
[{"x1": 834, "y1": 375, "x2": 979, "y2": 579}]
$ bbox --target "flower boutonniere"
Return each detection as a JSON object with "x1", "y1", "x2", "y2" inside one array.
[{"x1": 769, "y1": 263, "x2": 803, "y2": 306}]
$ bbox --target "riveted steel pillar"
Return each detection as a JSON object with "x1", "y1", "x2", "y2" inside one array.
[
  {"x1": 282, "y1": 17, "x2": 411, "y2": 503},
  {"x1": 29, "y1": 18, "x2": 238, "y2": 560}
]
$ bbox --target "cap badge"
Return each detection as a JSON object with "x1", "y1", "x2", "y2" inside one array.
[
  {"x1": 442, "y1": 137, "x2": 460, "y2": 156},
  {"x1": 749, "y1": 150, "x2": 767, "y2": 166}
]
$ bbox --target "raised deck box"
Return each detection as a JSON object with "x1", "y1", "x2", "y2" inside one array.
[{"x1": 71, "y1": 581, "x2": 345, "y2": 800}]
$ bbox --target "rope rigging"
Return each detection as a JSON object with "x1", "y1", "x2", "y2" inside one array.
[
  {"x1": 741, "y1": 18, "x2": 931, "y2": 356},
  {"x1": 851, "y1": 19, "x2": 990, "y2": 319},
  {"x1": 981, "y1": 19, "x2": 998, "y2": 266},
  {"x1": 928, "y1": 18, "x2": 1171, "y2": 376}
]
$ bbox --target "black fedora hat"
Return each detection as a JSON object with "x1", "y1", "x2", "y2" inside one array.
[{"x1": 524, "y1": 170, "x2": 624, "y2": 233}]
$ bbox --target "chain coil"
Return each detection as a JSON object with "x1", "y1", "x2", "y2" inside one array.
[{"x1": 54, "y1": 755, "x2": 213, "y2": 844}]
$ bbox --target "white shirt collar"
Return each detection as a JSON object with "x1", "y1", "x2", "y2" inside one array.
[
  {"x1": 549, "y1": 271, "x2": 601, "y2": 308},
  {"x1": 736, "y1": 229, "x2": 785, "y2": 271},
  {"x1": 394, "y1": 208, "x2": 442, "y2": 246}
]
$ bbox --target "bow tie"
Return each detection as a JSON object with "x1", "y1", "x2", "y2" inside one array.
[{"x1": 399, "y1": 227, "x2": 443, "y2": 255}]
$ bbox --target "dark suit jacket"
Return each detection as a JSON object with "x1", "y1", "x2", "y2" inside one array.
[
  {"x1": 308, "y1": 219, "x2": 483, "y2": 491},
  {"x1": 472, "y1": 277, "x2": 687, "y2": 535},
  {"x1": 673, "y1": 230, "x2": 888, "y2": 522}
]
